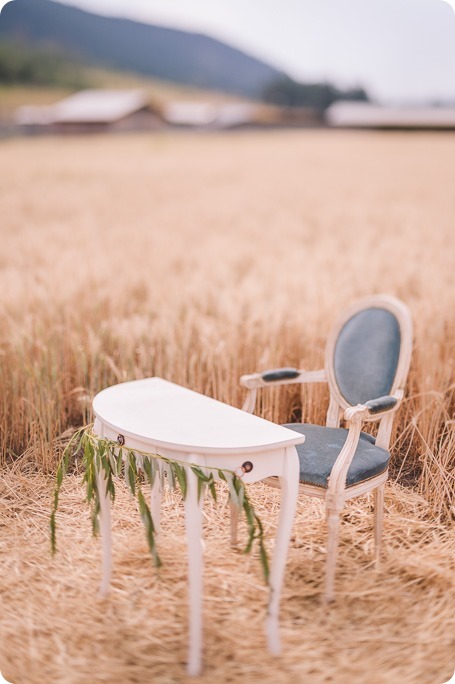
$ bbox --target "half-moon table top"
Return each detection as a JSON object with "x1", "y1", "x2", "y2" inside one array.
[{"x1": 93, "y1": 377, "x2": 305, "y2": 455}]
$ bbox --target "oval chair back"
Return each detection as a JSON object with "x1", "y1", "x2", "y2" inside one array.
[{"x1": 324, "y1": 295, "x2": 413, "y2": 428}]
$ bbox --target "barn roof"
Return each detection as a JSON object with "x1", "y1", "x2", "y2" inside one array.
[
  {"x1": 164, "y1": 101, "x2": 258, "y2": 128},
  {"x1": 16, "y1": 90, "x2": 150, "y2": 125},
  {"x1": 326, "y1": 102, "x2": 455, "y2": 129}
]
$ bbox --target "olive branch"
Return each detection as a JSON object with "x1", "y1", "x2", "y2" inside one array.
[{"x1": 50, "y1": 426, "x2": 270, "y2": 583}]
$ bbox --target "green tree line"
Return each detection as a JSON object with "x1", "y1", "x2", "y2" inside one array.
[
  {"x1": 263, "y1": 77, "x2": 369, "y2": 109},
  {"x1": 0, "y1": 41, "x2": 88, "y2": 87}
]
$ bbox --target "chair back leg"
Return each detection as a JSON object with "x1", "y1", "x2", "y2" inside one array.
[{"x1": 373, "y1": 483, "x2": 385, "y2": 562}]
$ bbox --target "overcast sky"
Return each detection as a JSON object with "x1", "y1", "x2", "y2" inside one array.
[{"x1": 3, "y1": 0, "x2": 455, "y2": 102}]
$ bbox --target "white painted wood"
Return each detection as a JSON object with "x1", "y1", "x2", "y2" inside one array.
[
  {"x1": 95, "y1": 467, "x2": 113, "y2": 597},
  {"x1": 326, "y1": 398, "x2": 342, "y2": 428},
  {"x1": 229, "y1": 500, "x2": 239, "y2": 547},
  {"x1": 93, "y1": 377, "x2": 305, "y2": 456},
  {"x1": 93, "y1": 417, "x2": 112, "y2": 597},
  {"x1": 239, "y1": 295, "x2": 413, "y2": 603},
  {"x1": 327, "y1": 416, "x2": 363, "y2": 496},
  {"x1": 374, "y1": 483, "x2": 385, "y2": 562},
  {"x1": 325, "y1": 508, "x2": 341, "y2": 603},
  {"x1": 376, "y1": 410, "x2": 396, "y2": 449},
  {"x1": 240, "y1": 370, "x2": 327, "y2": 414},
  {"x1": 150, "y1": 474, "x2": 161, "y2": 537},
  {"x1": 266, "y1": 446, "x2": 300, "y2": 654},
  {"x1": 184, "y1": 457, "x2": 205, "y2": 677},
  {"x1": 242, "y1": 387, "x2": 257, "y2": 414},
  {"x1": 92, "y1": 379, "x2": 304, "y2": 675},
  {"x1": 268, "y1": 470, "x2": 388, "y2": 502}
]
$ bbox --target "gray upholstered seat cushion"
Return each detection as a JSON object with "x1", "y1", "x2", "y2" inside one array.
[{"x1": 282, "y1": 423, "x2": 389, "y2": 488}]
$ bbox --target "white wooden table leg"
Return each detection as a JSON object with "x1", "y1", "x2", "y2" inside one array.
[
  {"x1": 184, "y1": 460, "x2": 204, "y2": 676},
  {"x1": 266, "y1": 445, "x2": 299, "y2": 655},
  {"x1": 230, "y1": 499, "x2": 239, "y2": 547},
  {"x1": 95, "y1": 467, "x2": 112, "y2": 597},
  {"x1": 150, "y1": 470, "x2": 162, "y2": 537}
]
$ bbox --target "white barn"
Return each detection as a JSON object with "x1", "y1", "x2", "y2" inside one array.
[
  {"x1": 326, "y1": 102, "x2": 455, "y2": 130},
  {"x1": 15, "y1": 90, "x2": 162, "y2": 134}
]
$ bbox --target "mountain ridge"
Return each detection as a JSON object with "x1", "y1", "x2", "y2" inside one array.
[{"x1": 0, "y1": 0, "x2": 287, "y2": 97}]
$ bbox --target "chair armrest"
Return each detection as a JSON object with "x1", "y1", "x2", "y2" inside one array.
[
  {"x1": 327, "y1": 419, "x2": 363, "y2": 496},
  {"x1": 327, "y1": 396, "x2": 397, "y2": 495},
  {"x1": 344, "y1": 395, "x2": 399, "y2": 423},
  {"x1": 327, "y1": 393, "x2": 404, "y2": 495},
  {"x1": 240, "y1": 368, "x2": 327, "y2": 390},
  {"x1": 262, "y1": 367, "x2": 300, "y2": 382},
  {"x1": 365, "y1": 395, "x2": 398, "y2": 414}
]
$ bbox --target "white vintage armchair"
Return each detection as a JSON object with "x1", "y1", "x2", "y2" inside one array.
[{"x1": 237, "y1": 295, "x2": 413, "y2": 602}]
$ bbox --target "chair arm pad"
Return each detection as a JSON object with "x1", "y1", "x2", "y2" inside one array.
[
  {"x1": 261, "y1": 367, "x2": 300, "y2": 382},
  {"x1": 344, "y1": 395, "x2": 398, "y2": 422},
  {"x1": 364, "y1": 395, "x2": 398, "y2": 414},
  {"x1": 240, "y1": 368, "x2": 327, "y2": 389}
]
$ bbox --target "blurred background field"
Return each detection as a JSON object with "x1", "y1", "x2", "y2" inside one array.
[
  {"x1": 0, "y1": 129, "x2": 454, "y2": 683},
  {"x1": 0, "y1": 129, "x2": 453, "y2": 516},
  {"x1": 1, "y1": 1, "x2": 455, "y2": 682}
]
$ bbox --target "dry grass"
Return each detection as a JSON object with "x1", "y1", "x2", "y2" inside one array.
[
  {"x1": 0, "y1": 129, "x2": 453, "y2": 512},
  {"x1": 0, "y1": 467, "x2": 453, "y2": 684},
  {"x1": 0, "y1": 130, "x2": 454, "y2": 682}
]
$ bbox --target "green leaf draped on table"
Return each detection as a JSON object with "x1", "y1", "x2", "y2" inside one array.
[{"x1": 50, "y1": 426, "x2": 270, "y2": 582}]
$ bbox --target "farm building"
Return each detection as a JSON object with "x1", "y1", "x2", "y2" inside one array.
[
  {"x1": 164, "y1": 102, "x2": 259, "y2": 129},
  {"x1": 163, "y1": 101, "x2": 321, "y2": 129},
  {"x1": 326, "y1": 102, "x2": 455, "y2": 129},
  {"x1": 15, "y1": 90, "x2": 163, "y2": 134}
]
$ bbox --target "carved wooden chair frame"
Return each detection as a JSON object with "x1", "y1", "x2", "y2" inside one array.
[{"x1": 237, "y1": 294, "x2": 413, "y2": 602}]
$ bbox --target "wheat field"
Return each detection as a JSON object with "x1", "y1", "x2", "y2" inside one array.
[{"x1": 0, "y1": 130, "x2": 454, "y2": 683}]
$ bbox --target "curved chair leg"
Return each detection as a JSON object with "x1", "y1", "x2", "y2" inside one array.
[
  {"x1": 373, "y1": 484, "x2": 385, "y2": 562},
  {"x1": 230, "y1": 500, "x2": 239, "y2": 547},
  {"x1": 324, "y1": 506, "x2": 341, "y2": 603}
]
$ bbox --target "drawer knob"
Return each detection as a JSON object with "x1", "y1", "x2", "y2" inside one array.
[
  {"x1": 117, "y1": 434, "x2": 125, "y2": 446},
  {"x1": 242, "y1": 461, "x2": 253, "y2": 473}
]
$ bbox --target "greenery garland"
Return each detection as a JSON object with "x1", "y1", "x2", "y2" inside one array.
[{"x1": 50, "y1": 426, "x2": 270, "y2": 582}]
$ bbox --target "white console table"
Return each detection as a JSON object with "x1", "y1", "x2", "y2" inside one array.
[{"x1": 92, "y1": 377, "x2": 304, "y2": 676}]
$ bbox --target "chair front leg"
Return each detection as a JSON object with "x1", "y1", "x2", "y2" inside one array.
[
  {"x1": 373, "y1": 483, "x2": 385, "y2": 562},
  {"x1": 324, "y1": 501, "x2": 342, "y2": 603},
  {"x1": 324, "y1": 416, "x2": 363, "y2": 603}
]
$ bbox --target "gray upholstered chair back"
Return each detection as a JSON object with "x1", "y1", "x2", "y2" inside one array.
[{"x1": 333, "y1": 307, "x2": 401, "y2": 406}]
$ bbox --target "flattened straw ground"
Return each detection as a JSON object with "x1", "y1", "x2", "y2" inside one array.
[
  {"x1": 0, "y1": 465, "x2": 453, "y2": 684},
  {"x1": 0, "y1": 131, "x2": 454, "y2": 683}
]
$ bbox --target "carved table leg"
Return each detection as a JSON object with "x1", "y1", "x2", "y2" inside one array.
[
  {"x1": 266, "y1": 445, "x2": 299, "y2": 654},
  {"x1": 230, "y1": 499, "x2": 239, "y2": 547},
  {"x1": 150, "y1": 471, "x2": 162, "y2": 537},
  {"x1": 95, "y1": 466, "x2": 112, "y2": 597},
  {"x1": 184, "y1": 459, "x2": 205, "y2": 676}
]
